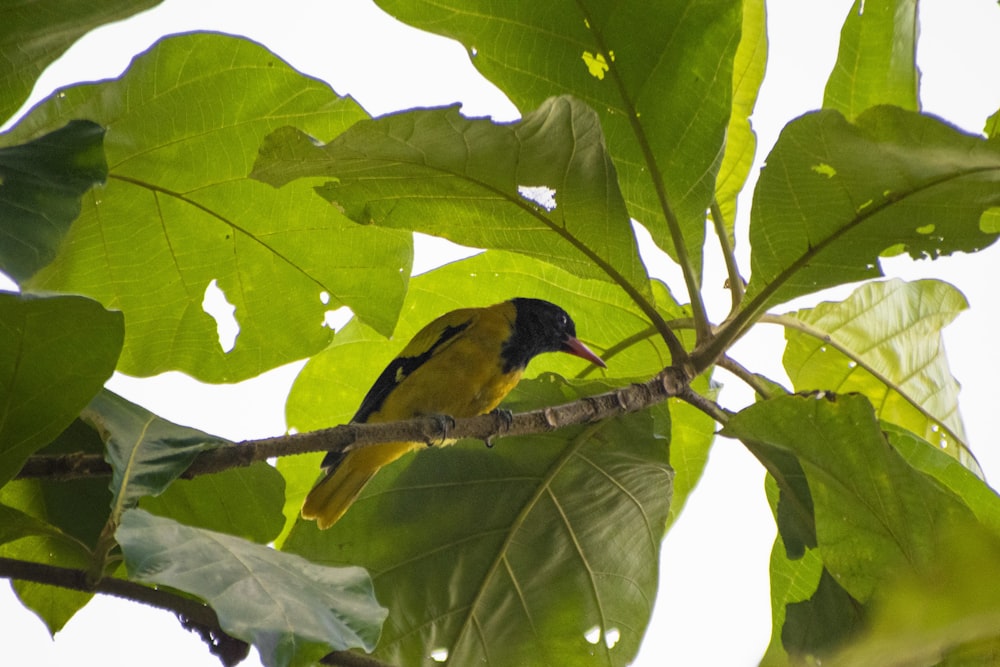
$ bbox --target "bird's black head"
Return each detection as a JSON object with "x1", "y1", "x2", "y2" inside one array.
[{"x1": 501, "y1": 298, "x2": 605, "y2": 372}]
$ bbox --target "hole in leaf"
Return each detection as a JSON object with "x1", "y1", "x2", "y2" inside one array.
[
  {"x1": 584, "y1": 625, "x2": 601, "y2": 644},
  {"x1": 581, "y1": 51, "x2": 609, "y2": 79},
  {"x1": 430, "y1": 648, "x2": 448, "y2": 662},
  {"x1": 518, "y1": 184, "x2": 557, "y2": 211},
  {"x1": 605, "y1": 627, "x2": 620, "y2": 649},
  {"x1": 323, "y1": 306, "x2": 353, "y2": 332},
  {"x1": 202, "y1": 279, "x2": 239, "y2": 353}
]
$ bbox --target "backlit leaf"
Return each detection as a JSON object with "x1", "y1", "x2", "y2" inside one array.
[
  {"x1": 824, "y1": 0, "x2": 919, "y2": 118},
  {"x1": 781, "y1": 279, "x2": 974, "y2": 471},
  {"x1": 743, "y1": 106, "x2": 1000, "y2": 315},
  {"x1": 3, "y1": 32, "x2": 409, "y2": 382},
  {"x1": 374, "y1": 0, "x2": 743, "y2": 274}
]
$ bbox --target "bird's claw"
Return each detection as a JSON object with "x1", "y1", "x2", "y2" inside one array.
[
  {"x1": 423, "y1": 413, "x2": 455, "y2": 447},
  {"x1": 484, "y1": 408, "x2": 513, "y2": 448}
]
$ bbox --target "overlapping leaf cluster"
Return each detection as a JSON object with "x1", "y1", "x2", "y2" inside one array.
[{"x1": 3, "y1": 1, "x2": 1000, "y2": 666}]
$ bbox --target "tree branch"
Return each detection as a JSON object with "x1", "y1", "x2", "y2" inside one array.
[{"x1": 17, "y1": 367, "x2": 695, "y2": 482}]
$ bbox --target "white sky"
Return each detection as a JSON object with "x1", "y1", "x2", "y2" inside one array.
[{"x1": 4, "y1": 0, "x2": 1000, "y2": 665}]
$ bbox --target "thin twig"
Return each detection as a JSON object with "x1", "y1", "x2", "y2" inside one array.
[
  {"x1": 709, "y1": 199, "x2": 745, "y2": 311},
  {"x1": 717, "y1": 355, "x2": 786, "y2": 400}
]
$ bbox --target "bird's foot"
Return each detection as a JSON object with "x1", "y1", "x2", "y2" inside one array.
[
  {"x1": 422, "y1": 413, "x2": 455, "y2": 447},
  {"x1": 484, "y1": 408, "x2": 513, "y2": 448}
]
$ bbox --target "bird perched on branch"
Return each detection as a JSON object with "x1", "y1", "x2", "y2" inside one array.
[{"x1": 301, "y1": 297, "x2": 606, "y2": 529}]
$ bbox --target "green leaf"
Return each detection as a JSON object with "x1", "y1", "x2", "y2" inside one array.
[
  {"x1": 714, "y1": 0, "x2": 767, "y2": 234},
  {"x1": 140, "y1": 461, "x2": 286, "y2": 544},
  {"x1": 723, "y1": 393, "x2": 976, "y2": 604},
  {"x1": 0, "y1": 120, "x2": 107, "y2": 282},
  {"x1": 283, "y1": 376, "x2": 671, "y2": 667},
  {"x1": 254, "y1": 97, "x2": 652, "y2": 302},
  {"x1": 744, "y1": 106, "x2": 1000, "y2": 314},
  {"x1": 4, "y1": 32, "x2": 410, "y2": 382},
  {"x1": 781, "y1": 279, "x2": 975, "y2": 471},
  {"x1": 0, "y1": 0, "x2": 162, "y2": 122},
  {"x1": 0, "y1": 416, "x2": 119, "y2": 634},
  {"x1": 374, "y1": 0, "x2": 743, "y2": 275},
  {"x1": 0, "y1": 474, "x2": 107, "y2": 634},
  {"x1": 824, "y1": 0, "x2": 919, "y2": 118},
  {"x1": 86, "y1": 390, "x2": 229, "y2": 519},
  {"x1": 883, "y1": 424, "x2": 1000, "y2": 536},
  {"x1": 0, "y1": 292, "x2": 122, "y2": 486},
  {"x1": 829, "y1": 523, "x2": 1000, "y2": 667},
  {"x1": 117, "y1": 509, "x2": 387, "y2": 667}
]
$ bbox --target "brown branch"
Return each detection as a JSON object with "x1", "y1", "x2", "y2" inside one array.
[{"x1": 17, "y1": 367, "x2": 695, "y2": 482}]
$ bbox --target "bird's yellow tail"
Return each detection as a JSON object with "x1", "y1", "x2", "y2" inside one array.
[{"x1": 301, "y1": 441, "x2": 418, "y2": 529}]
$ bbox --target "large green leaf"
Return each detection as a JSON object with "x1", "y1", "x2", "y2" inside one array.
[
  {"x1": 117, "y1": 509, "x2": 387, "y2": 667},
  {"x1": 781, "y1": 279, "x2": 975, "y2": 470},
  {"x1": 0, "y1": 0, "x2": 162, "y2": 122},
  {"x1": 283, "y1": 376, "x2": 671, "y2": 667},
  {"x1": 140, "y1": 461, "x2": 286, "y2": 544},
  {"x1": 374, "y1": 0, "x2": 743, "y2": 276},
  {"x1": 824, "y1": 0, "x2": 919, "y2": 118},
  {"x1": 0, "y1": 292, "x2": 122, "y2": 486},
  {"x1": 714, "y1": 0, "x2": 767, "y2": 234},
  {"x1": 742, "y1": 106, "x2": 1000, "y2": 317},
  {"x1": 0, "y1": 120, "x2": 107, "y2": 282},
  {"x1": 3, "y1": 32, "x2": 411, "y2": 382},
  {"x1": 254, "y1": 96, "x2": 652, "y2": 303},
  {"x1": 724, "y1": 394, "x2": 975, "y2": 605},
  {"x1": 86, "y1": 390, "x2": 229, "y2": 518}
]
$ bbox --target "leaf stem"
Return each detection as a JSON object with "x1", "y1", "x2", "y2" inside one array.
[
  {"x1": 709, "y1": 199, "x2": 745, "y2": 311},
  {"x1": 575, "y1": 2, "x2": 710, "y2": 347}
]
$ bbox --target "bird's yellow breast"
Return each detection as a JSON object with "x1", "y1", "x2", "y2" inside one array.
[{"x1": 366, "y1": 302, "x2": 523, "y2": 423}]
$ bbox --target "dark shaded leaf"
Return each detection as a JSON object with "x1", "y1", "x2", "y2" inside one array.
[
  {"x1": 0, "y1": 0, "x2": 162, "y2": 121},
  {"x1": 0, "y1": 292, "x2": 122, "y2": 486},
  {"x1": 0, "y1": 120, "x2": 107, "y2": 282}
]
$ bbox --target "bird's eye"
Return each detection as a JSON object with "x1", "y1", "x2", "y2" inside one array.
[{"x1": 559, "y1": 313, "x2": 568, "y2": 327}]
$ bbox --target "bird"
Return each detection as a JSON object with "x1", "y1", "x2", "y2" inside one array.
[{"x1": 301, "y1": 297, "x2": 606, "y2": 529}]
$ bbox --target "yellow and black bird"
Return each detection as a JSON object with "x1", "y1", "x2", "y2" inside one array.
[{"x1": 301, "y1": 297, "x2": 605, "y2": 529}]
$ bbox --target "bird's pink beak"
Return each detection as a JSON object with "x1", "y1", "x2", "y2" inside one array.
[{"x1": 562, "y1": 337, "x2": 606, "y2": 368}]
